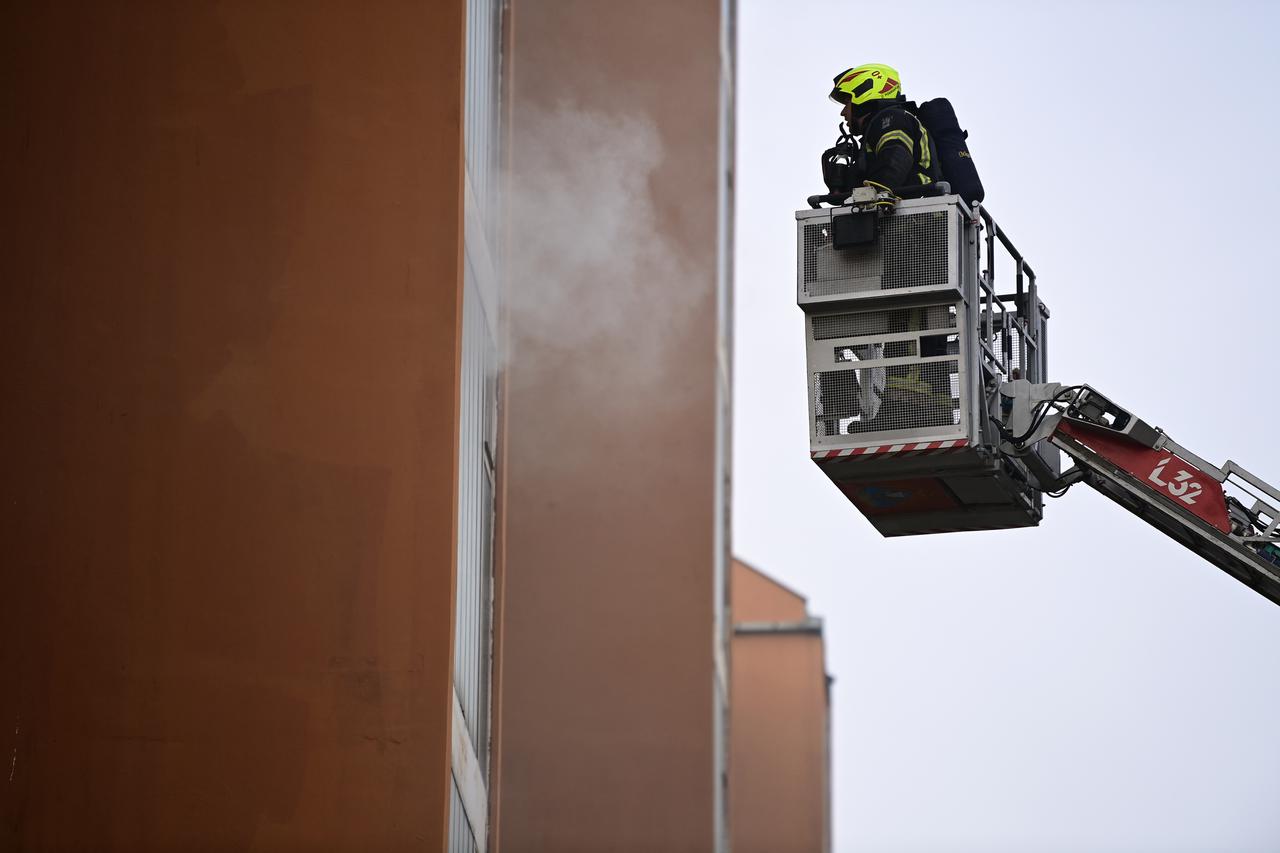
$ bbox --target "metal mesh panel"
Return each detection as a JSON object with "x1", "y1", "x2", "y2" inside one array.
[
  {"x1": 814, "y1": 359, "x2": 960, "y2": 437},
  {"x1": 994, "y1": 325, "x2": 1024, "y2": 375},
  {"x1": 812, "y1": 304, "x2": 957, "y2": 341},
  {"x1": 802, "y1": 211, "x2": 949, "y2": 298},
  {"x1": 980, "y1": 308, "x2": 1029, "y2": 379},
  {"x1": 838, "y1": 341, "x2": 915, "y2": 361}
]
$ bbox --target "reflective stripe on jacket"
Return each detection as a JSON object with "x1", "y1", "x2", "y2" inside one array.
[{"x1": 861, "y1": 102, "x2": 942, "y2": 190}]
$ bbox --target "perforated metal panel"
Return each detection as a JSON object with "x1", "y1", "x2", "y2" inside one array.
[
  {"x1": 993, "y1": 323, "x2": 1024, "y2": 375},
  {"x1": 799, "y1": 206, "x2": 954, "y2": 303},
  {"x1": 812, "y1": 304, "x2": 957, "y2": 340},
  {"x1": 814, "y1": 360, "x2": 960, "y2": 437},
  {"x1": 806, "y1": 298, "x2": 968, "y2": 448},
  {"x1": 980, "y1": 298, "x2": 1046, "y2": 388}
]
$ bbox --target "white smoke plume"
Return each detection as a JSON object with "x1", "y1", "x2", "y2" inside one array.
[{"x1": 504, "y1": 103, "x2": 703, "y2": 416}]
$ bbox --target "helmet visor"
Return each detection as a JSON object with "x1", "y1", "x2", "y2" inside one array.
[{"x1": 830, "y1": 75, "x2": 876, "y2": 106}]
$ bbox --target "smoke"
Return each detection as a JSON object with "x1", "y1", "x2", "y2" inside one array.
[{"x1": 503, "y1": 103, "x2": 703, "y2": 416}]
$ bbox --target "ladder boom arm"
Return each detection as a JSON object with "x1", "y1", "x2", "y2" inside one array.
[{"x1": 1001, "y1": 384, "x2": 1280, "y2": 605}]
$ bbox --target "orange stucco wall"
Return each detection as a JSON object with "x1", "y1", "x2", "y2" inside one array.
[
  {"x1": 733, "y1": 561, "x2": 810, "y2": 624},
  {"x1": 492, "y1": 2, "x2": 729, "y2": 851},
  {"x1": 730, "y1": 561, "x2": 831, "y2": 853},
  {"x1": 2, "y1": 3, "x2": 465, "y2": 849}
]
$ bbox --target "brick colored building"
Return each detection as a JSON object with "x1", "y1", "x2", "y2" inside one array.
[{"x1": 2, "y1": 4, "x2": 831, "y2": 851}]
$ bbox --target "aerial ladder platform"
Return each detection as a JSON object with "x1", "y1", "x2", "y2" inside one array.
[{"x1": 797, "y1": 185, "x2": 1280, "y2": 605}]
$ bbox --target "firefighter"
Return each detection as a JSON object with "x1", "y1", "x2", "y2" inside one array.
[
  {"x1": 879, "y1": 305, "x2": 956, "y2": 429},
  {"x1": 829, "y1": 63, "x2": 941, "y2": 192}
]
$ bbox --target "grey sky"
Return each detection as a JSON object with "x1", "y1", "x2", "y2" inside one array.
[{"x1": 732, "y1": 2, "x2": 1280, "y2": 851}]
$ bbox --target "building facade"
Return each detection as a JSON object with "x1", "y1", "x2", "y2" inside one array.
[
  {"x1": 491, "y1": 2, "x2": 735, "y2": 851},
  {"x1": 5, "y1": 2, "x2": 470, "y2": 848},
  {"x1": 4, "y1": 2, "x2": 738, "y2": 852},
  {"x1": 731, "y1": 560, "x2": 833, "y2": 853}
]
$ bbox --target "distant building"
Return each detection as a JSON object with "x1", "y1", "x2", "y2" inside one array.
[{"x1": 731, "y1": 559, "x2": 833, "y2": 853}]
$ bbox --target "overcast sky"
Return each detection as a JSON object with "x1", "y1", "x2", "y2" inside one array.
[{"x1": 732, "y1": 2, "x2": 1280, "y2": 851}]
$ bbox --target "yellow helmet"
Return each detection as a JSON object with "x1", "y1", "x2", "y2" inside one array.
[{"x1": 829, "y1": 63, "x2": 903, "y2": 107}]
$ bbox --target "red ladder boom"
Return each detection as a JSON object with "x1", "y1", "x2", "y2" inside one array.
[{"x1": 1005, "y1": 385, "x2": 1280, "y2": 605}]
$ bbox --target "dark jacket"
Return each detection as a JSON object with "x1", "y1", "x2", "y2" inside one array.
[{"x1": 860, "y1": 101, "x2": 942, "y2": 191}]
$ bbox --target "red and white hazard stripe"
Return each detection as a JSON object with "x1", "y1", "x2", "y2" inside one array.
[{"x1": 810, "y1": 438, "x2": 969, "y2": 461}]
